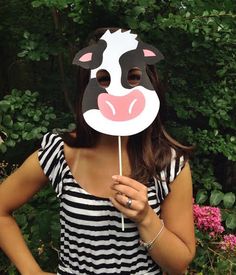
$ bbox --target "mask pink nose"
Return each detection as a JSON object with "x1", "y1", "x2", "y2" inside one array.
[{"x1": 98, "y1": 90, "x2": 145, "y2": 121}]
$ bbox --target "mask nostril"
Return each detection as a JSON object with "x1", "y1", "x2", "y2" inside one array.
[{"x1": 96, "y1": 69, "x2": 111, "y2": 88}]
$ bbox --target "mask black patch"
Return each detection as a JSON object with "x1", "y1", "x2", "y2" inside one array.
[
  {"x1": 82, "y1": 78, "x2": 107, "y2": 113},
  {"x1": 119, "y1": 48, "x2": 154, "y2": 90}
]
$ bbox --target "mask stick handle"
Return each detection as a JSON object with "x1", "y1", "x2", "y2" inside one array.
[{"x1": 118, "y1": 135, "x2": 125, "y2": 231}]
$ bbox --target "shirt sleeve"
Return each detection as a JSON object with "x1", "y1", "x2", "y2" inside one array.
[
  {"x1": 38, "y1": 132, "x2": 64, "y2": 197},
  {"x1": 154, "y1": 148, "x2": 186, "y2": 203},
  {"x1": 165, "y1": 148, "x2": 185, "y2": 184}
]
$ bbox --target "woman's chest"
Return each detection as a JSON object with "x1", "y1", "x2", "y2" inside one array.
[{"x1": 64, "y1": 146, "x2": 131, "y2": 199}]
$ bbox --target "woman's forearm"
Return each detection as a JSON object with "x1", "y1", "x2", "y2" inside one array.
[
  {"x1": 0, "y1": 214, "x2": 42, "y2": 275},
  {"x1": 138, "y1": 208, "x2": 195, "y2": 275}
]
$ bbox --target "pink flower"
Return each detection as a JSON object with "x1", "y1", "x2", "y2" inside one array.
[
  {"x1": 193, "y1": 204, "x2": 224, "y2": 235},
  {"x1": 219, "y1": 234, "x2": 236, "y2": 251}
]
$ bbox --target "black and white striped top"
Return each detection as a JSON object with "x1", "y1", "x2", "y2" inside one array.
[{"x1": 38, "y1": 133, "x2": 185, "y2": 275}]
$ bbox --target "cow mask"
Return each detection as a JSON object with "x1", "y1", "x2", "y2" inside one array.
[{"x1": 73, "y1": 29, "x2": 164, "y2": 136}]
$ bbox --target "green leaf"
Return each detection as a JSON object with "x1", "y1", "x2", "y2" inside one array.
[
  {"x1": 220, "y1": 209, "x2": 228, "y2": 221},
  {"x1": 68, "y1": 123, "x2": 76, "y2": 131},
  {"x1": 15, "y1": 214, "x2": 27, "y2": 227},
  {"x1": 23, "y1": 31, "x2": 30, "y2": 39},
  {"x1": 25, "y1": 90, "x2": 32, "y2": 96},
  {"x1": 185, "y1": 12, "x2": 191, "y2": 18},
  {"x1": 38, "y1": 210, "x2": 51, "y2": 242},
  {"x1": 223, "y1": 192, "x2": 235, "y2": 208},
  {"x1": 33, "y1": 114, "x2": 40, "y2": 122},
  {"x1": 216, "y1": 258, "x2": 229, "y2": 271},
  {"x1": 31, "y1": 1, "x2": 43, "y2": 8},
  {"x1": 196, "y1": 190, "x2": 208, "y2": 204},
  {"x1": 202, "y1": 11, "x2": 209, "y2": 16},
  {"x1": 0, "y1": 143, "x2": 7, "y2": 153},
  {"x1": 219, "y1": 11, "x2": 226, "y2": 16},
  {"x1": 5, "y1": 139, "x2": 16, "y2": 147},
  {"x1": 210, "y1": 190, "x2": 224, "y2": 206},
  {"x1": 133, "y1": 6, "x2": 145, "y2": 15},
  {"x1": 2, "y1": 115, "x2": 13, "y2": 127},
  {"x1": 0, "y1": 101, "x2": 10, "y2": 112},
  {"x1": 225, "y1": 214, "x2": 236, "y2": 230}
]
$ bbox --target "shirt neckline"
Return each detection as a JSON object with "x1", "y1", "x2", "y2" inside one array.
[{"x1": 57, "y1": 133, "x2": 112, "y2": 202}]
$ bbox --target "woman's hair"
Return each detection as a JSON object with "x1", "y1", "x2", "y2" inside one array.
[{"x1": 62, "y1": 28, "x2": 192, "y2": 183}]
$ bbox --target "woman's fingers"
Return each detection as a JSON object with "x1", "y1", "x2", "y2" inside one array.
[
  {"x1": 110, "y1": 193, "x2": 150, "y2": 224},
  {"x1": 109, "y1": 196, "x2": 135, "y2": 216},
  {"x1": 110, "y1": 175, "x2": 150, "y2": 224},
  {"x1": 111, "y1": 183, "x2": 138, "y2": 199},
  {"x1": 111, "y1": 175, "x2": 148, "y2": 200},
  {"x1": 115, "y1": 193, "x2": 147, "y2": 211},
  {"x1": 112, "y1": 175, "x2": 146, "y2": 192},
  {"x1": 114, "y1": 193, "x2": 137, "y2": 209}
]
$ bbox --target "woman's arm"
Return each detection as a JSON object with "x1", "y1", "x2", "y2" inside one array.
[
  {"x1": 0, "y1": 151, "x2": 55, "y2": 275},
  {"x1": 138, "y1": 162, "x2": 196, "y2": 274},
  {"x1": 110, "y1": 162, "x2": 196, "y2": 275}
]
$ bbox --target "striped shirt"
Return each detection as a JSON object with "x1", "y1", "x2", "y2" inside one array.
[{"x1": 38, "y1": 132, "x2": 185, "y2": 275}]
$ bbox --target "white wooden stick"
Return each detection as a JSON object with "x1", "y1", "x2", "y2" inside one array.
[{"x1": 118, "y1": 135, "x2": 125, "y2": 231}]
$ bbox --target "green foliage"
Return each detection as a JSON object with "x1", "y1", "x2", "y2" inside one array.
[
  {"x1": 18, "y1": 187, "x2": 60, "y2": 272},
  {"x1": 195, "y1": 160, "x2": 236, "y2": 233},
  {"x1": 18, "y1": 31, "x2": 53, "y2": 61},
  {"x1": 195, "y1": 189, "x2": 236, "y2": 233},
  {"x1": 191, "y1": 228, "x2": 236, "y2": 275},
  {"x1": 0, "y1": 89, "x2": 56, "y2": 153},
  {"x1": 0, "y1": 163, "x2": 59, "y2": 273}
]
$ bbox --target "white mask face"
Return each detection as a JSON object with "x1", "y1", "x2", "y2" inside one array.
[{"x1": 73, "y1": 29, "x2": 164, "y2": 136}]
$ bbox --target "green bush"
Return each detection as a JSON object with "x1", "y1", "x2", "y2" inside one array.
[
  {"x1": 0, "y1": 89, "x2": 56, "y2": 154},
  {"x1": 191, "y1": 201, "x2": 236, "y2": 275},
  {"x1": 0, "y1": 162, "x2": 60, "y2": 274}
]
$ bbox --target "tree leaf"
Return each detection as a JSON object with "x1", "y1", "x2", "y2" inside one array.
[
  {"x1": 3, "y1": 115, "x2": 13, "y2": 127},
  {"x1": 0, "y1": 101, "x2": 10, "y2": 112},
  {"x1": 226, "y1": 214, "x2": 236, "y2": 230},
  {"x1": 210, "y1": 190, "x2": 224, "y2": 206},
  {"x1": 223, "y1": 192, "x2": 235, "y2": 208},
  {"x1": 196, "y1": 190, "x2": 208, "y2": 204},
  {"x1": 0, "y1": 143, "x2": 7, "y2": 153}
]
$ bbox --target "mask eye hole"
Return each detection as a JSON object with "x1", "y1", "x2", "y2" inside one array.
[
  {"x1": 127, "y1": 67, "x2": 142, "y2": 87},
  {"x1": 96, "y1": 69, "x2": 111, "y2": 88}
]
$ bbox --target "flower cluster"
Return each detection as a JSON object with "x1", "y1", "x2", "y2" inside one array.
[
  {"x1": 193, "y1": 204, "x2": 224, "y2": 235},
  {"x1": 219, "y1": 234, "x2": 236, "y2": 252},
  {"x1": 193, "y1": 203, "x2": 236, "y2": 253}
]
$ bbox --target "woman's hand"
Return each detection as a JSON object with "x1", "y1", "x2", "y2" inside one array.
[{"x1": 110, "y1": 175, "x2": 152, "y2": 225}]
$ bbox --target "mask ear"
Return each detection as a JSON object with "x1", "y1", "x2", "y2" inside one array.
[
  {"x1": 141, "y1": 43, "x2": 164, "y2": 64},
  {"x1": 73, "y1": 40, "x2": 107, "y2": 70},
  {"x1": 72, "y1": 45, "x2": 96, "y2": 69}
]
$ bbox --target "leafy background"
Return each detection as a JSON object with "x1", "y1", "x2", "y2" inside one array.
[{"x1": 0, "y1": 0, "x2": 235, "y2": 274}]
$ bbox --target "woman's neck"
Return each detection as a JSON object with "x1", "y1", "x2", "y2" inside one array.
[{"x1": 96, "y1": 134, "x2": 128, "y2": 151}]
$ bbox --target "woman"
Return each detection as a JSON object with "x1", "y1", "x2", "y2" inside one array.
[{"x1": 0, "y1": 28, "x2": 195, "y2": 275}]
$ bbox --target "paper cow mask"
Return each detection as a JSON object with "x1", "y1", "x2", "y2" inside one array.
[{"x1": 73, "y1": 29, "x2": 164, "y2": 136}]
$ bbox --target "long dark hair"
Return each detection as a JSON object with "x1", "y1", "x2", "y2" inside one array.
[{"x1": 62, "y1": 28, "x2": 192, "y2": 183}]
